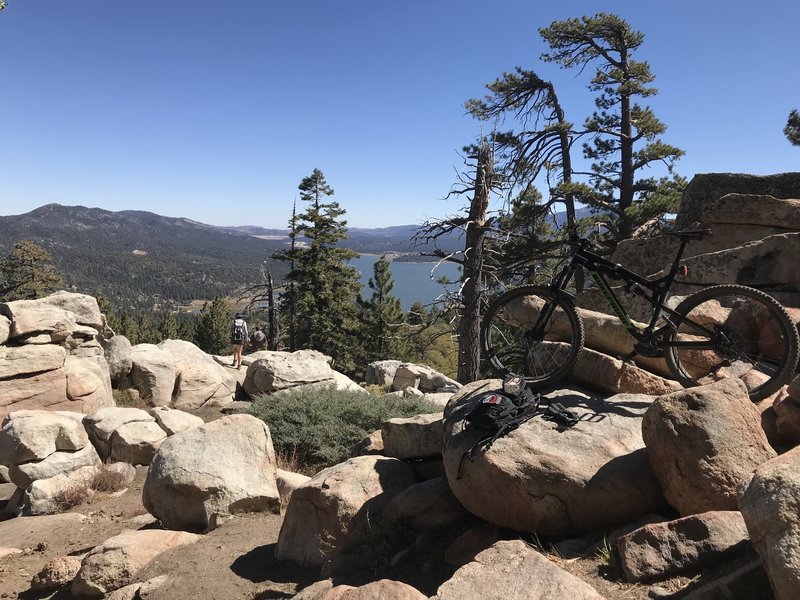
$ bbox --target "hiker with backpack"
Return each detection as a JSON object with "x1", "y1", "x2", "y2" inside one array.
[
  {"x1": 230, "y1": 312, "x2": 249, "y2": 369},
  {"x1": 251, "y1": 325, "x2": 267, "y2": 351}
]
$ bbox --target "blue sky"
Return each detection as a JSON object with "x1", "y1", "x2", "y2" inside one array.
[{"x1": 2, "y1": 1, "x2": 798, "y2": 228}]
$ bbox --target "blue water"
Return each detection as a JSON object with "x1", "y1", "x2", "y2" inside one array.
[{"x1": 351, "y1": 255, "x2": 462, "y2": 311}]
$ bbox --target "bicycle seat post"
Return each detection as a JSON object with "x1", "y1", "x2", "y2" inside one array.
[{"x1": 668, "y1": 238, "x2": 690, "y2": 277}]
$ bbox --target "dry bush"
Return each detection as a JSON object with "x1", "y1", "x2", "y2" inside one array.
[
  {"x1": 275, "y1": 447, "x2": 304, "y2": 474},
  {"x1": 51, "y1": 484, "x2": 91, "y2": 513},
  {"x1": 112, "y1": 387, "x2": 148, "y2": 409},
  {"x1": 89, "y1": 465, "x2": 129, "y2": 493}
]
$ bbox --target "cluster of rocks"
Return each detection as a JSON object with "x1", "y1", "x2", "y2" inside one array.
[
  {"x1": 0, "y1": 405, "x2": 203, "y2": 517},
  {"x1": 283, "y1": 375, "x2": 800, "y2": 599},
  {"x1": 590, "y1": 172, "x2": 800, "y2": 321},
  {"x1": 365, "y1": 360, "x2": 461, "y2": 406},
  {"x1": 0, "y1": 291, "x2": 114, "y2": 420},
  {"x1": 6, "y1": 372, "x2": 800, "y2": 599}
]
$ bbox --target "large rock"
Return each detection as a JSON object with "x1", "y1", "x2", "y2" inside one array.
[
  {"x1": 700, "y1": 193, "x2": 800, "y2": 229},
  {"x1": 617, "y1": 511, "x2": 750, "y2": 582},
  {"x1": 738, "y1": 445, "x2": 800, "y2": 600},
  {"x1": 83, "y1": 407, "x2": 156, "y2": 459},
  {"x1": 381, "y1": 413, "x2": 444, "y2": 459},
  {"x1": 0, "y1": 344, "x2": 66, "y2": 379},
  {"x1": 642, "y1": 378, "x2": 776, "y2": 515},
  {"x1": 147, "y1": 406, "x2": 203, "y2": 436},
  {"x1": 27, "y1": 290, "x2": 104, "y2": 330},
  {"x1": 275, "y1": 455, "x2": 416, "y2": 567},
  {"x1": 0, "y1": 314, "x2": 9, "y2": 344},
  {"x1": 8, "y1": 442, "x2": 101, "y2": 489},
  {"x1": 276, "y1": 468, "x2": 311, "y2": 506},
  {"x1": 652, "y1": 233, "x2": 800, "y2": 288},
  {"x1": 294, "y1": 580, "x2": 427, "y2": 600},
  {"x1": 365, "y1": 360, "x2": 403, "y2": 387},
  {"x1": 157, "y1": 340, "x2": 237, "y2": 409},
  {"x1": 71, "y1": 529, "x2": 200, "y2": 598},
  {"x1": 773, "y1": 392, "x2": 800, "y2": 447},
  {"x1": 0, "y1": 292, "x2": 102, "y2": 341},
  {"x1": 0, "y1": 354, "x2": 111, "y2": 420},
  {"x1": 612, "y1": 193, "x2": 800, "y2": 280},
  {"x1": 130, "y1": 344, "x2": 177, "y2": 407},
  {"x1": 142, "y1": 414, "x2": 280, "y2": 532},
  {"x1": 243, "y1": 350, "x2": 362, "y2": 397},
  {"x1": 65, "y1": 355, "x2": 113, "y2": 410},
  {"x1": 568, "y1": 347, "x2": 681, "y2": 396},
  {"x1": 567, "y1": 308, "x2": 673, "y2": 378},
  {"x1": 442, "y1": 381, "x2": 666, "y2": 537},
  {"x1": 0, "y1": 409, "x2": 90, "y2": 464},
  {"x1": 382, "y1": 476, "x2": 467, "y2": 530},
  {"x1": 674, "y1": 172, "x2": 800, "y2": 230},
  {"x1": 391, "y1": 363, "x2": 460, "y2": 393},
  {"x1": 433, "y1": 539, "x2": 605, "y2": 600},
  {"x1": 101, "y1": 335, "x2": 133, "y2": 382},
  {"x1": 0, "y1": 369, "x2": 69, "y2": 418},
  {"x1": 25, "y1": 463, "x2": 136, "y2": 516},
  {"x1": 109, "y1": 421, "x2": 167, "y2": 465}
]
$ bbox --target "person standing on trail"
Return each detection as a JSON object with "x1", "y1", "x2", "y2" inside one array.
[
  {"x1": 230, "y1": 312, "x2": 249, "y2": 369},
  {"x1": 251, "y1": 325, "x2": 267, "y2": 351}
]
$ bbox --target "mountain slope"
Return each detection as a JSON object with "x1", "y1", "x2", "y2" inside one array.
[
  {"x1": 0, "y1": 205, "x2": 289, "y2": 310},
  {"x1": 0, "y1": 205, "x2": 451, "y2": 311}
]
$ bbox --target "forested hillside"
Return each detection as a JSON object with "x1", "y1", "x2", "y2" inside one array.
[
  {"x1": 0, "y1": 204, "x2": 288, "y2": 311},
  {"x1": 0, "y1": 204, "x2": 465, "y2": 311}
]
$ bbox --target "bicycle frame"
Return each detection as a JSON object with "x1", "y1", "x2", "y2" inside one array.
[{"x1": 547, "y1": 238, "x2": 716, "y2": 349}]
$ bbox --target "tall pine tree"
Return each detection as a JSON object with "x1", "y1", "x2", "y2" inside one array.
[
  {"x1": 194, "y1": 297, "x2": 232, "y2": 355},
  {"x1": 0, "y1": 240, "x2": 64, "y2": 301},
  {"x1": 357, "y1": 256, "x2": 406, "y2": 363},
  {"x1": 275, "y1": 169, "x2": 362, "y2": 375}
]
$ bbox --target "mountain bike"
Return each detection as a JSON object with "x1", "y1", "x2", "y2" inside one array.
[{"x1": 481, "y1": 228, "x2": 800, "y2": 402}]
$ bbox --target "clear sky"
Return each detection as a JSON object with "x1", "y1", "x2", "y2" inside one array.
[{"x1": 1, "y1": 1, "x2": 798, "y2": 229}]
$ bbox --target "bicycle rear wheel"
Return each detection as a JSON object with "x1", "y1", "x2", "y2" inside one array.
[
  {"x1": 481, "y1": 285, "x2": 584, "y2": 388},
  {"x1": 665, "y1": 284, "x2": 799, "y2": 401}
]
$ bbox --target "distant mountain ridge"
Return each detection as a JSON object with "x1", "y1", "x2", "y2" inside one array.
[{"x1": 0, "y1": 204, "x2": 451, "y2": 310}]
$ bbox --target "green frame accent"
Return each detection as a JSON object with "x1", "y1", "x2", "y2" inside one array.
[{"x1": 587, "y1": 269, "x2": 638, "y2": 332}]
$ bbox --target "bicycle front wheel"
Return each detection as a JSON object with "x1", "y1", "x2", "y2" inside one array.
[
  {"x1": 481, "y1": 285, "x2": 584, "y2": 388},
  {"x1": 665, "y1": 284, "x2": 799, "y2": 401}
]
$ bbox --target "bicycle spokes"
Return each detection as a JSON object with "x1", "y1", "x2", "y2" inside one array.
[
  {"x1": 482, "y1": 287, "x2": 584, "y2": 386},
  {"x1": 666, "y1": 287, "x2": 797, "y2": 399}
]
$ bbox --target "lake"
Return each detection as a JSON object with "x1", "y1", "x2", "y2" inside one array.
[{"x1": 350, "y1": 255, "x2": 462, "y2": 311}]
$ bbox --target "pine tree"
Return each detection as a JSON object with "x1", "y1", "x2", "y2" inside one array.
[
  {"x1": 194, "y1": 298, "x2": 232, "y2": 355},
  {"x1": 137, "y1": 312, "x2": 158, "y2": 344},
  {"x1": 468, "y1": 13, "x2": 685, "y2": 257},
  {"x1": 357, "y1": 256, "x2": 406, "y2": 362},
  {"x1": 786, "y1": 109, "x2": 800, "y2": 146},
  {"x1": 275, "y1": 169, "x2": 362, "y2": 375},
  {"x1": 0, "y1": 240, "x2": 64, "y2": 301},
  {"x1": 96, "y1": 294, "x2": 122, "y2": 334},
  {"x1": 159, "y1": 311, "x2": 179, "y2": 341},
  {"x1": 539, "y1": 13, "x2": 685, "y2": 247},
  {"x1": 176, "y1": 313, "x2": 196, "y2": 342},
  {"x1": 118, "y1": 313, "x2": 140, "y2": 344}
]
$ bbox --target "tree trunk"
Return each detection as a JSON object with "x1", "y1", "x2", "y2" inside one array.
[
  {"x1": 266, "y1": 272, "x2": 278, "y2": 350},
  {"x1": 457, "y1": 142, "x2": 492, "y2": 384}
]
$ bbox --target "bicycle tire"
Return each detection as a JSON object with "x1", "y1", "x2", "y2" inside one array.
[
  {"x1": 481, "y1": 285, "x2": 585, "y2": 388},
  {"x1": 664, "y1": 284, "x2": 799, "y2": 402}
]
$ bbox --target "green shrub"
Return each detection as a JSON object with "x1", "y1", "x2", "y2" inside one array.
[{"x1": 246, "y1": 386, "x2": 441, "y2": 471}]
